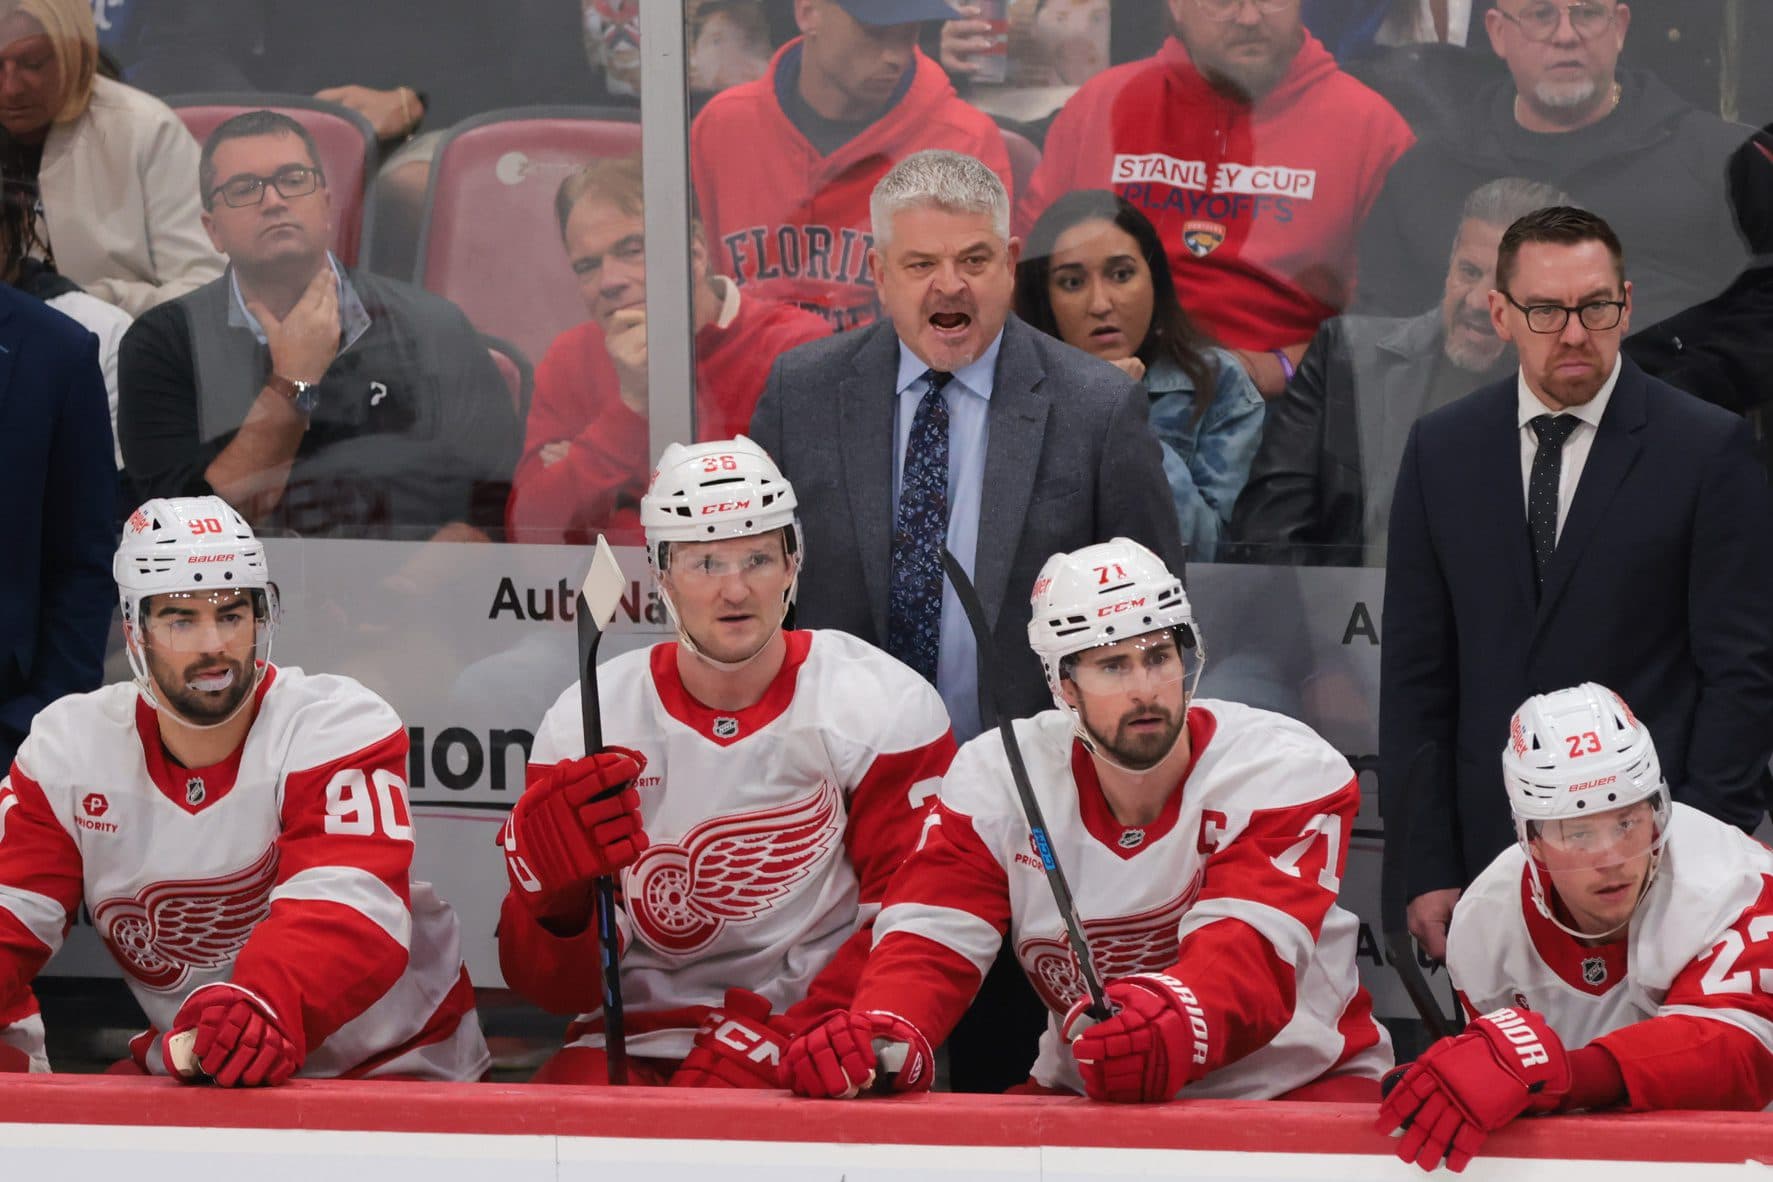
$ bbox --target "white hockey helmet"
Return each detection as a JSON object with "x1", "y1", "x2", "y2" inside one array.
[
  {"x1": 1502, "y1": 683, "x2": 1671, "y2": 935},
  {"x1": 1027, "y1": 538, "x2": 1199, "y2": 703},
  {"x1": 640, "y1": 436, "x2": 802, "y2": 668},
  {"x1": 116, "y1": 497, "x2": 279, "y2": 710}
]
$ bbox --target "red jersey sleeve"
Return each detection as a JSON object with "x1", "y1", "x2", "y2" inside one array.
[
  {"x1": 0, "y1": 768, "x2": 82, "y2": 1007},
  {"x1": 1163, "y1": 778, "x2": 1359, "y2": 1075},
  {"x1": 1591, "y1": 874, "x2": 1773, "y2": 1111},
  {"x1": 849, "y1": 801, "x2": 1011, "y2": 1042},
  {"x1": 226, "y1": 730, "x2": 417, "y2": 1056},
  {"x1": 506, "y1": 325, "x2": 648, "y2": 545},
  {"x1": 788, "y1": 729, "x2": 957, "y2": 1028}
]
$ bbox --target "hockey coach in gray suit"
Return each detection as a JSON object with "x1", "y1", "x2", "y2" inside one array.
[{"x1": 750, "y1": 149, "x2": 1183, "y2": 1095}]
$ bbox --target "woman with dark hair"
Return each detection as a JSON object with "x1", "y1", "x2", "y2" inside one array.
[{"x1": 1015, "y1": 190, "x2": 1264, "y2": 561}]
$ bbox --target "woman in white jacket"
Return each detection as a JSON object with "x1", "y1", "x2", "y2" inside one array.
[{"x1": 0, "y1": 0, "x2": 222, "y2": 315}]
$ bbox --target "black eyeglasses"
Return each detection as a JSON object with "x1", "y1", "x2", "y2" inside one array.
[
  {"x1": 208, "y1": 165, "x2": 326, "y2": 209},
  {"x1": 1501, "y1": 292, "x2": 1626, "y2": 334},
  {"x1": 1493, "y1": 2, "x2": 1616, "y2": 43},
  {"x1": 1194, "y1": 0, "x2": 1291, "y2": 21}
]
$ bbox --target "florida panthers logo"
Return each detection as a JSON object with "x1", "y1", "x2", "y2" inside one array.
[
  {"x1": 625, "y1": 780, "x2": 842, "y2": 956},
  {"x1": 1183, "y1": 220, "x2": 1226, "y2": 258},
  {"x1": 93, "y1": 844, "x2": 278, "y2": 991},
  {"x1": 1017, "y1": 868, "x2": 1205, "y2": 1013}
]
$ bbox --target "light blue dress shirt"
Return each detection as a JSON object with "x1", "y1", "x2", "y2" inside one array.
[{"x1": 893, "y1": 331, "x2": 1003, "y2": 743}]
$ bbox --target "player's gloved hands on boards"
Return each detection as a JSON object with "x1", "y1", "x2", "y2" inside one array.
[
  {"x1": 780, "y1": 1008, "x2": 934, "y2": 1098},
  {"x1": 503, "y1": 746, "x2": 648, "y2": 915},
  {"x1": 670, "y1": 988, "x2": 791, "y2": 1089},
  {"x1": 164, "y1": 983, "x2": 303, "y2": 1087},
  {"x1": 1065, "y1": 974, "x2": 1204, "y2": 1103},
  {"x1": 1375, "y1": 1007, "x2": 1572, "y2": 1173}
]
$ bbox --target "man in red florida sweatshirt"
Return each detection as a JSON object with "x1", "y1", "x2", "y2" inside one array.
[
  {"x1": 1019, "y1": 0, "x2": 1414, "y2": 397},
  {"x1": 505, "y1": 156, "x2": 829, "y2": 546},
  {"x1": 690, "y1": 0, "x2": 1013, "y2": 333}
]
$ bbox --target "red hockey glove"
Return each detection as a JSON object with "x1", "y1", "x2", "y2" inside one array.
[
  {"x1": 780, "y1": 1009, "x2": 934, "y2": 1098},
  {"x1": 670, "y1": 988, "x2": 791, "y2": 1089},
  {"x1": 1066, "y1": 974, "x2": 1206, "y2": 1103},
  {"x1": 1375, "y1": 1007, "x2": 1572, "y2": 1173},
  {"x1": 164, "y1": 984, "x2": 303, "y2": 1088},
  {"x1": 502, "y1": 746, "x2": 648, "y2": 915}
]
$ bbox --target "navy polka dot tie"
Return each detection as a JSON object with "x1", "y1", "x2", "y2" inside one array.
[
  {"x1": 888, "y1": 370, "x2": 952, "y2": 684},
  {"x1": 1528, "y1": 414, "x2": 1579, "y2": 586}
]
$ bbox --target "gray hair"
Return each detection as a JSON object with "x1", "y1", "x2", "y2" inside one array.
[
  {"x1": 870, "y1": 150, "x2": 1010, "y2": 248},
  {"x1": 1459, "y1": 176, "x2": 1577, "y2": 232}
]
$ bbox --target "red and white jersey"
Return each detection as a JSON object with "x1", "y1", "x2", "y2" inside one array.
[
  {"x1": 0, "y1": 665, "x2": 488, "y2": 1081},
  {"x1": 1449, "y1": 804, "x2": 1773, "y2": 1111},
  {"x1": 856, "y1": 700, "x2": 1390, "y2": 1098},
  {"x1": 497, "y1": 629, "x2": 955, "y2": 1060}
]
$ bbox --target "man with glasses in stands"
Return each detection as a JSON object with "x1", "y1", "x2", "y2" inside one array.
[
  {"x1": 116, "y1": 110, "x2": 518, "y2": 540},
  {"x1": 1380, "y1": 206, "x2": 1773, "y2": 972},
  {"x1": 1355, "y1": 0, "x2": 1755, "y2": 337}
]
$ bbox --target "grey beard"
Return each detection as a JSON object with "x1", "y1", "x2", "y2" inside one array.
[{"x1": 1533, "y1": 76, "x2": 1600, "y2": 110}]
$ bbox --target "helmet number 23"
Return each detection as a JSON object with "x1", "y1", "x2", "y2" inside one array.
[{"x1": 1566, "y1": 731, "x2": 1602, "y2": 758}]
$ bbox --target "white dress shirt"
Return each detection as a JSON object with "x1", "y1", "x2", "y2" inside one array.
[{"x1": 1516, "y1": 354, "x2": 1622, "y2": 544}]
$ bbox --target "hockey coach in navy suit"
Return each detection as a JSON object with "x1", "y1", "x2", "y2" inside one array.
[{"x1": 1379, "y1": 206, "x2": 1773, "y2": 962}]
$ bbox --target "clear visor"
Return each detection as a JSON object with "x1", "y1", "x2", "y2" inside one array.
[
  {"x1": 1065, "y1": 631, "x2": 1191, "y2": 697},
  {"x1": 1525, "y1": 796, "x2": 1666, "y2": 873},
  {"x1": 664, "y1": 537, "x2": 793, "y2": 585},
  {"x1": 140, "y1": 589, "x2": 269, "y2": 654}
]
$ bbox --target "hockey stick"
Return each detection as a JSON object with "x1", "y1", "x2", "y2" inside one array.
[
  {"x1": 940, "y1": 548, "x2": 1112, "y2": 1021},
  {"x1": 577, "y1": 535, "x2": 632, "y2": 1085},
  {"x1": 1383, "y1": 742, "x2": 1463, "y2": 1042}
]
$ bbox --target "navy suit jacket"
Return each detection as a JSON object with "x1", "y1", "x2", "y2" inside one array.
[
  {"x1": 0, "y1": 287, "x2": 118, "y2": 768},
  {"x1": 1379, "y1": 358, "x2": 1773, "y2": 904}
]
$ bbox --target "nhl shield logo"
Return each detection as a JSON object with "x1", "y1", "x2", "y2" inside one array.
[
  {"x1": 1582, "y1": 956, "x2": 1607, "y2": 987},
  {"x1": 185, "y1": 777, "x2": 206, "y2": 806},
  {"x1": 1117, "y1": 828, "x2": 1146, "y2": 850},
  {"x1": 712, "y1": 716, "x2": 740, "y2": 740},
  {"x1": 1183, "y1": 220, "x2": 1226, "y2": 258}
]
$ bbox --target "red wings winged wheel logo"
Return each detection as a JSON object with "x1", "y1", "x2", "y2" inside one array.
[
  {"x1": 93, "y1": 844, "x2": 278, "y2": 991},
  {"x1": 625, "y1": 779, "x2": 842, "y2": 956},
  {"x1": 1017, "y1": 866, "x2": 1205, "y2": 1013}
]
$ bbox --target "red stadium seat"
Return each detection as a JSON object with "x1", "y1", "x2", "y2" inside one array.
[
  {"x1": 168, "y1": 94, "x2": 380, "y2": 267},
  {"x1": 484, "y1": 335, "x2": 533, "y2": 419},
  {"x1": 415, "y1": 107, "x2": 642, "y2": 366},
  {"x1": 1000, "y1": 127, "x2": 1042, "y2": 207}
]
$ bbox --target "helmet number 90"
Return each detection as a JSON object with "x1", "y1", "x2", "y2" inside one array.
[{"x1": 188, "y1": 517, "x2": 225, "y2": 535}]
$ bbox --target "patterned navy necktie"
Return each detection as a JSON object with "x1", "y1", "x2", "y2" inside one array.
[
  {"x1": 888, "y1": 370, "x2": 952, "y2": 684},
  {"x1": 1528, "y1": 413, "x2": 1580, "y2": 586}
]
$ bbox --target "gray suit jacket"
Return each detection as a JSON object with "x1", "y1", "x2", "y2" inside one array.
[
  {"x1": 1231, "y1": 310, "x2": 1453, "y2": 565},
  {"x1": 750, "y1": 314, "x2": 1186, "y2": 728}
]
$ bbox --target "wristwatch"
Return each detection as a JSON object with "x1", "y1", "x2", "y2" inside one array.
[{"x1": 267, "y1": 373, "x2": 320, "y2": 415}]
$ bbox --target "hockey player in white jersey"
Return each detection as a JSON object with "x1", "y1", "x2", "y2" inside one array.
[
  {"x1": 782, "y1": 539, "x2": 1391, "y2": 1102},
  {"x1": 1379, "y1": 683, "x2": 1773, "y2": 1172},
  {"x1": 495, "y1": 436, "x2": 956, "y2": 1086},
  {"x1": 0, "y1": 496, "x2": 489, "y2": 1084}
]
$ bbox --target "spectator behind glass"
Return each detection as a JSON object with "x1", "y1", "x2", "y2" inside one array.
[
  {"x1": 1355, "y1": 0, "x2": 1753, "y2": 335},
  {"x1": 940, "y1": 0, "x2": 1113, "y2": 89},
  {"x1": 688, "y1": 1, "x2": 773, "y2": 99},
  {"x1": 1017, "y1": 0, "x2": 1416, "y2": 398},
  {"x1": 117, "y1": 111, "x2": 518, "y2": 541},
  {"x1": 691, "y1": 0, "x2": 1012, "y2": 332},
  {"x1": 1231, "y1": 176, "x2": 1570, "y2": 566},
  {"x1": 0, "y1": 0, "x2": 222, "y2": 314},
  {"x1": 505, "y1": 156, "x2": 829, "y2": 546},
  {"x1": 1015, "y1": 190, "x2": 1263, "y2": 561},
  {"x1": 1302, "y1": 0, "x2": 1492, "y2": 56},
  {"x1": 0, "y1": 162, "x2": 131, "y2": 464}
]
